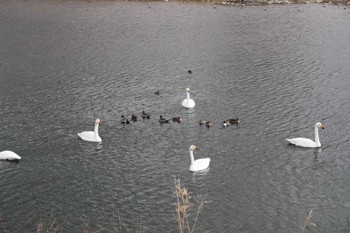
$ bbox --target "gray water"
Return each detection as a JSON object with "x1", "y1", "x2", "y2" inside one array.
[{"x1": 1, "y1": 1, "x2": 350, "y2": 232}]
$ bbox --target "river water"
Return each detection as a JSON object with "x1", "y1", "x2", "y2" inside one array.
[{"x1": 0, "y1": 1, "x2": 350, "y2": 232}]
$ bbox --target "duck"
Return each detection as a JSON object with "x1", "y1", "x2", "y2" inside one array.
[
  {"x1": 286, "y1": 122, "x2": 324, "y2": 148},
  {"x1": 188, "y1": 145, "x2": 210, "y2": 172},
  {"x1": 78, "y1": 119, "x2": 102, "y2": 142},
  {"x1": 229, "y1": 118, "x2": 240, "y2": 124},
  {"x1": 0, "y1": 151, "x2": 21, "y2": 161},
  {"x1": 131, "y1": 114, "x2": 137, "y2": 122},
  {"x1": 141, "y1": 111, "x2": 151, "y2": 119},
  {"x1": 206, "y1": 121, "x2": 213, "y2": 128},
  {"x1": 154, "y1": 90, "x2": 160, "y2": 95},
  {"x1": 181, "y1": 88, "x2": 195, "y2": 109},
  {"x1": 121, "y1": 115, "x2": 130, "y2": 124},
  {"x1": 188, "y1": 70, "x2": 192, "y2": 74},
  {"x1": 159, "y1": 115, "x2": 169, "y2": 124},
  {"x1": 172, "y1": 117, "x2": 182, "y2": 123},
  {"x1": 223, "y1": 118, "x2": 240, "y2": 127},
  {"x1": 222, "y1": 120, "x2": 231, "y2": 127},
  {"x1": 199, "y1": 119, "x2": 206, "y2": 126}
]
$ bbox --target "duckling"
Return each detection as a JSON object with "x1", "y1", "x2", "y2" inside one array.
[
  {"x1": 172, "y1": 117, "x2": 182, "y2": 123},
  {"x1": 154, "y1": 90, "x2": 160, "y2": 95},
  {"x1": 206, "y1": 121, "x2": 213, "y2": 128},
  {"x1": 131, "y1": 114, "x2": 137, "y2": 122},
  {"x1": 141, "y1": 111, "x2": 151, "y2": 119},
  {"x1": 159, "y1": 115, "x2": 169, "y2": 124},
  {"x1": 121, "y1": 115, "x2": 130, "y2": 124},
  {"x1": 199, "y1": 119, "x2": 206, "y2": 126}
]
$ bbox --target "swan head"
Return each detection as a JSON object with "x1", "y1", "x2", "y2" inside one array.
[
  {"x1": 95, "y1": 119, "x2": 101, "y2": 125},
  {"x1": 186, "y1": 88, "x2": 190, "y2": 93},
  {"x1": 316, "y1": 122, "x2": 324, "y2": 129},
  {"x1": 189, "y1": 145, "x2": 198, "y2": 151}
]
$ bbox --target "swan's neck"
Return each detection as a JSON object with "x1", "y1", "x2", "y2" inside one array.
[
  {"x1": 94, "y1": 123, "x2": 99, "y2": 139},
  {"x1": 189, "y1": 149, "x2": 195, "y2": 166},
  {"x1": 314, "y1": 125, "x2": 321, "y2": 147},
  {"x1": 186, "y1": 92, "x2": 190, "y2": 100}
]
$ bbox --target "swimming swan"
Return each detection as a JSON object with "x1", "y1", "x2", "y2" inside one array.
[
  {"x1": 286, "y1": 122, "x2": 324, "y2": 148},
  {"x1": 182, "y1": 88, "x2": 195, "y2": 109},
  {"x1": 189, "y1": 145, "x2": 210, "y2": 172},
  {"x1": 0, "y1": 151, "x2": 21, "y2": 161},
  {"x1": 78, "y1": 119, "x2": 102, "y2": 142}
]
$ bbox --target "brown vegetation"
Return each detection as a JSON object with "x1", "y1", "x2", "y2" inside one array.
[
  {"x1": 174, "y1": 178, "x2": 204, "y2": 233},
  {"x1": 0, "y1": 183, "x2": 318, "y2": 233},
  {"x1": 301, "y1": 209, "x2": 317, "y2": 233}
]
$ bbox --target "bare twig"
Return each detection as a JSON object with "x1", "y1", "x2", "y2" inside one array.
[{"x1": 191, "y1": 195, "x2": 204, "y2": 233}]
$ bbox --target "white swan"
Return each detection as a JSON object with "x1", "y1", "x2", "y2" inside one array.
[
  {"x1": 78, "y1": 119, "x2": 102, "y2": 142},
  {"x1": 182, "y1": 88, "x2": 195, "y2": 109},
  {"x1": 286, "y1": 122, "x2": 324, "y2": 148},
  {"x1": 0, "y1": 151, "x2": 21, "y2": 161},
  {"x1": 189, "y1": 145, "x2": 210, "y2": 172}
]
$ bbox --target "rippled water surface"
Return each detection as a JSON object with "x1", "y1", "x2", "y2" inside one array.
[{"x1": 1, "y1": 1, "x2": 350, "y2": 232}]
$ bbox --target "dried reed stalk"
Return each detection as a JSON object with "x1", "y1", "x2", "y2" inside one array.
[
  {"x1": 0, "y1": 213, "x2": 8, "y2": 233},
  {"x1": 301, "y1": 209, "x2": 317, "y2": 233},
  {"x1": 175, "y1": 177, "x2": 204, "y2": 233}
]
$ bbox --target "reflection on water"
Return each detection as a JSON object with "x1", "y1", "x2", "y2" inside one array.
[
  {"x1": 1, "y1": 1, "x2": 350, "y2": 232},
  {"x1": 312, "y1": 148, "x2": 324, "y2": 170}
]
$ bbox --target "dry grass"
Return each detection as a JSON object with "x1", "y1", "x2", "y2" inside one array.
[
  {"x1": 36, "y1": 211, "x2": 63, "y2": 233},
  {"x1": 1, "y1": 186, "x2": 319, "y2": 233},
  {"x1": 301, "y1": 209, "x2": 317, "y2": 233},
  {"x1": 174, "y1": 177, "x2": 204, "y2": 233},
  {"x1": 1, "y1": 213, "x2": 8, "y2": 233}
]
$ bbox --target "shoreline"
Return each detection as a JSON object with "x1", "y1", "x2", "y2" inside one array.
[
  {"x1": 79, "y1": 0, "x2": 350, "y2": 8},
  {"x1": 7, "y1": 0, "x2": 350, "y2": 7}
]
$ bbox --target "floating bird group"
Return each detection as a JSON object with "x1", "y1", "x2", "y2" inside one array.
[
  {"x1": 2, "y1": 77, "x2": 325, "y2": 173},
  {"x1": 71, "y1": 84, "x2": 325, "y2": 173}
]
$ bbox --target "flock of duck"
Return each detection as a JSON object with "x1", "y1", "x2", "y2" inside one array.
[{"x1": 0, "y1": 85, "x2": 325, "y2": 172}]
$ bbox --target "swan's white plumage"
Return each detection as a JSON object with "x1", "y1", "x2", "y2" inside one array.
[
  {"x1": 189, "y1": 145, "x2": 210, "y2": 172},
  {"x1": 78, "y1": 119, "x2": 102, "y2": 142},
  {"x1": 182, "y1": 88, "x2": 195, "y2": 109},
  {"x1": 0, "y1": 151, "x2": 21, "y2": 161},
  {"x1": 286, "y1": 122, "x2": 324, "y2": 148}
]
